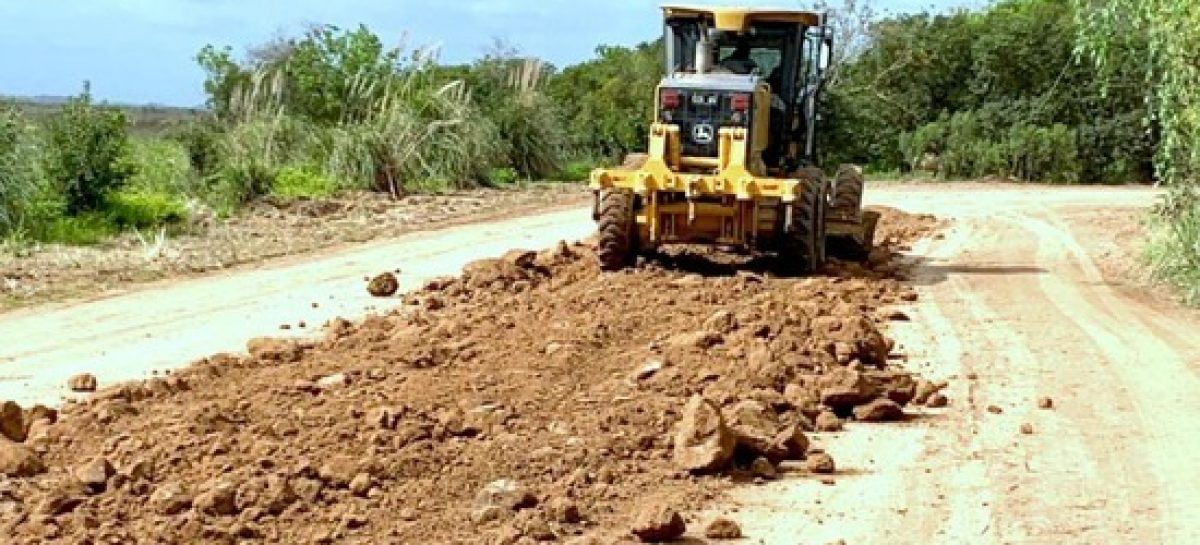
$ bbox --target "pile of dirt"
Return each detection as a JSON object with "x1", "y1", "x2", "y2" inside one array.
[{"x1": 0, "y1": 210, "x2": 941, "y2": 543}]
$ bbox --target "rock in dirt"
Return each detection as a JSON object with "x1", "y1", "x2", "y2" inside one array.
[
  {"x1": 68, "y1": 373, "x2": 99, "y2": 392},
  {"x1": 317, "y1": 456, "x2": 359, "y2": 488},
  {"x1": 774, "y1": 424, "x2": 810, "y2": 460},
  {"x1": 235, "y1": 475, "x2": 297, "y2": 515},
  {"x1": 367, "y1": 272, "x2": 400, "y2": 297},
  {"x1": 853, "y1": 398, "x2": 905, "y2": 422},
  {"x1": 702, "y1": 310, "x2": 737, "y2": 334},
  {"x1": 0, "y1": 401, "x2": 24, "y2": 442},
  {"x1": 818, "y1": 368, "x2": 879, "y2": 411},
  {"x1": 913, "y1": 379, "x2": 942, "y2": 405},
  {"x1": 806, "y1": 452, "x2": 836, "y2": 474},
  {"x1": 0, "y1": 438, "x2": 45, "y2": 477},
  {"x1": 246, "y1": 337, "x2": 302, "y2": 363},
  {"x1": 669, "y1": 331, "x2": 724, "y2": 350},
  {"x1": 815, "y1": 411, "x2": 843, "y2": 432},
  {"x1": 547, "y1": 497, "x2": 582, "y2": 523},
  {"x1": 194, "y1": 481, "x2": 239, "y2": 516},
  {"x1": 926, "y1": 393, "x2": 949, "y2": 408},
  {"x1": 1037, "y1": 396, "x2": 1054, "y2": 410},
  {"x1": 987, "y1": 405, "x2": 1004, "y2": 415},
  {"x1": 635, "y1": 360, "x2": 664, "y2": 381},
  {"x1": 726, "y1": 399, "x2": 788, "y2": 463},
  {"x1": 1020, "y1": 423, "x2": 1034, "y2": 435},
  {"x1": 149, "y1": 482, "x2": 193, "y2": 515},
  {"x1": 502, "y1": 249, "x2": 538, "y2": 269},
  {"x1": 750, "y1": 457, "x2": 778, "y2": 480},
  {"x1": 630, "y1": 506, "x2": 686, "y2": 542},
  {"x1": 349, "y1": 472, "x2": 373, "y2": 497},
  {"x1": 476, "y1": 479, "x2": 537, "y2": 511},
  {"x1": 316, "y1": 373, "x2": 350, "y2": 389},
  {"x1": 673, "y1": 396, "x2": 736, "y2": 473},
  {"x1": 705, "y1": 518, "x2": 743, "y2": 540},
  {"x1": 74, "y1": 457, "x2": 115, "y2": 494}
]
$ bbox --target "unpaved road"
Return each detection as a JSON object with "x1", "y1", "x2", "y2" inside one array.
[
  {"x1": 0, "y1": 208, "x2": 594, "y2": 407},
  {"x1": 3, "y1": 183, "x2": 1198, "y2": 543},
  {"x1": 725, "y1": 184, "x2": 1200, "y2": 544}
]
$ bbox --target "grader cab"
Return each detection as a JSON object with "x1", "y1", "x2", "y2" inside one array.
[{"x1": 590, "y1": 5, "x2": 878, "y2": 271}]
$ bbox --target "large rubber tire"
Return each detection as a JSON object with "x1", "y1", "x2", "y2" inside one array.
[
  {"x1": 831, "y1": 164, "x2": 865, "y2": 216},
  {"x1": 596, "y1": 190, "x2": 637, "y2": 271},
  {"x1": 783, "y1": 173, "x2": 827, "y2": 274}
]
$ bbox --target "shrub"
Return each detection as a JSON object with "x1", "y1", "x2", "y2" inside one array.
[
  {"x1": 166, "y1": 117, "x2": 224, "y2": 178},
  {"x1": 0, "y1": 105, "x2": 43, "y2": 234},
  {"x1": 41, "y1": 87, "x2": 133, "y2": 214},
  {"x1": 118, "y1": 138, "x2": 195, "y2": 195},
  {"x1": 105, "y1": 190, "x2": 189, "y2": 229},
  {"x1": 1147, "y1": 188, "x2": 1200, "y2": 304},
  {"x1": 272, "y1": 166, "x2": 340, "y2": 199},
  {"x1": 553, "y1": 159, "x2": 597, "y2": 182},
  {"x1": 486, "y1": 167, "x2": 519, "y2": 186}
]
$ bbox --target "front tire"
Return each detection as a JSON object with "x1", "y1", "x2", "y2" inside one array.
[{"x1": 596, "y1": 190, "x2": 637, "y2": 271}]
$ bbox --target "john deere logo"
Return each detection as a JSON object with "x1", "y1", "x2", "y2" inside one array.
[{"x1": 692, "y1": 123, "x2": 715, "y2": 144}]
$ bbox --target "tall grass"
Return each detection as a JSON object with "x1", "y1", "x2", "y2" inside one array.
[
  {"x1": 1147, "y1": 187, "x2": 1200, "y2": 304},
  {"x1": 0, "y1": 105, "x2": 43, "y2": 235}
]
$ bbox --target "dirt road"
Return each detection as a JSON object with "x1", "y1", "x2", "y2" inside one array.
[
  {"x1": 2, "y1": 183, "x2": 1197, "y2": 543},
  {"x1": 727, "y1": 184, "x2": 1200, "y2": 544},
  {"x1": 0, "y1": 208, "x2": 594, "y2": 407}
]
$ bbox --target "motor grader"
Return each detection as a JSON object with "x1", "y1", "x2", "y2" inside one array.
[{"x1": 590, "y1": 5, "x2": 877, "y2": 271}]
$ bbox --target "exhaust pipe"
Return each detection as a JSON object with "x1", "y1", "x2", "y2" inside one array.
[{"x1": 696, "y1": 30, "x2": 712, "y2": 74}]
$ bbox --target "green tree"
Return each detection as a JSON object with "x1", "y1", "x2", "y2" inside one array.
[
  {"x1": 547, "y1": 40, "x2": 664, "y2": 160},
  {"x1": 41, "y1": 86, "x2": 132, "y2": 214}
]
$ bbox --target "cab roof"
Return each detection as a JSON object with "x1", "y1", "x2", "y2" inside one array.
[{"x1": 662, "y1": 5, "x2": 824, "y2": 30}]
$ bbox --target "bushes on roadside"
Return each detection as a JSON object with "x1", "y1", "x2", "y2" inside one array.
[
  {"x1": 0, "y1": 105, "x2": 43, "y2": 235},
  {"x1": 41, "y1": 88, "x2": 133, "y2": 214}
]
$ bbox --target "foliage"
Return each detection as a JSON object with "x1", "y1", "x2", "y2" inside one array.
[
  {"x1": 486, "y1": 167, "x2": 519, "y2": 186},
  {"x1": 41, "y1": 86, "x2": 133, "y2": 214},
  {"x1": 271, "y1": 166, "x2": 340, "y2": 199},
  {"x1": 1074, "y1": 0, "x2": 1200, "y2": 301},
  {"x1": 547, "y1": 41, "x2": 663, "y2": 161},
  {"x1": 554, "y1": 159, "x2": 599, "y2": 182},
  {"x1": 466, "y1": 54, "x2": 566, "y2": 179},
  {"x1": 105, "y1": 189, "x2": 189, "y2": 229},
  {"x1": 826, "y1": 0, "x2": 1151, "y2": 183},
  {"x1": 118, "y1": 138, "x2": 195, "y2": 195},
  {"x1": 166, "y1": 117, "x2": 224, "y2": 178},
  {"x1": 0, "y1": 105, "x2": 43, "y2": 234}
]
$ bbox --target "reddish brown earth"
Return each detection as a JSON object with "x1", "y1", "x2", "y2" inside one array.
[{"x1": 0, "y1": 207, "x2": 939, "y2": 544}]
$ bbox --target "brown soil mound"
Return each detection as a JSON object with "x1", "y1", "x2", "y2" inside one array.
[{"x1": 0, "y1": 210, "x2": 940, "y2": 543}]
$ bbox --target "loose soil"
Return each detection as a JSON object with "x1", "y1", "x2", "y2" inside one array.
[
  {"x1": 0, "y1": 184, "x2": 588, "y2": 312},
  {"x1": 0, "y1": 207, "x2": 940, "y2": 544}
]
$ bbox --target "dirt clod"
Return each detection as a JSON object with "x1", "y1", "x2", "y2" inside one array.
[
  {"x1": 149, "y1": 482, "x2": 193, "y2": 515},
  {"x1": 1020, "y1": 423, "x2": 1035, "y2": 435},
  {"x1": 853, "y1": 398, "x2": 905, "y2": 422},
  {"x1": 74, "y1": 457, "x2": 115, "y2": 494},
  {"x1": 0, "y1": 438, "x2": 45, "y2": 477},
  {"x1": 750, "y1": 457, "x2": 779, "y2": 480},
  {"x1": 1038, "y1": 396, "x2": 1054, "y2": 410},
  {"x1": 926, "y1": 393, "x2": 949, "y2": 408},
  {"x1": 673, "y1": 396, "x2": 736, "y2": 473},
  {"x1": 476, "y1": 479, "x2": 537, "y2": 511},
  {"x1": 67, "y1": 373, "x2": 98, "y2": 392},
  {"x1": 987, "y1": 405, "x2": 1004, "y2": 414},
  {"x1": 367, "y1": 272, "x2": 400, "y2": 297},
  {"x1": 815, "y1": 411, "x2": 844, "y2": 432},
  {"x1": 0, "y1": 400, "x2": 24, "y2": 442},
  {"x1": 630, "y1": 506, "x2": 686, "y2": 542},
  {"x1": 705, "y1": 517, "x2": 743, "y2": 539},
  {"x1": 806, "y1": 452, "x2": 836, "y2": 474}
]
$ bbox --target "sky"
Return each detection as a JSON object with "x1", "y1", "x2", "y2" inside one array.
[{"x1": 0, "y1": 0, "x2": 986, "y2": 107}]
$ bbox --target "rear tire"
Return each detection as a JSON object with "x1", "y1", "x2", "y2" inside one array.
[
  {"x1": 831, "y1": 164, "x2": 864, "y2": 216},
  {"x1": 783, "y1": 172, "x2": 826, "y2": 274},
  {"x1": 596, "y1": 190, "x2": 637, "y2": 271}
]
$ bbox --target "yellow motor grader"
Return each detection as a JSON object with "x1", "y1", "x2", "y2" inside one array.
[{"x1": 590, "y1": 5, "x2": 877, "y2": 271}]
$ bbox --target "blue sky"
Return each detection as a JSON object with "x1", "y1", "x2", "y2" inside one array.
[{"x1": 0, "y1": 0, "x2": 985, "y2": 106}]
